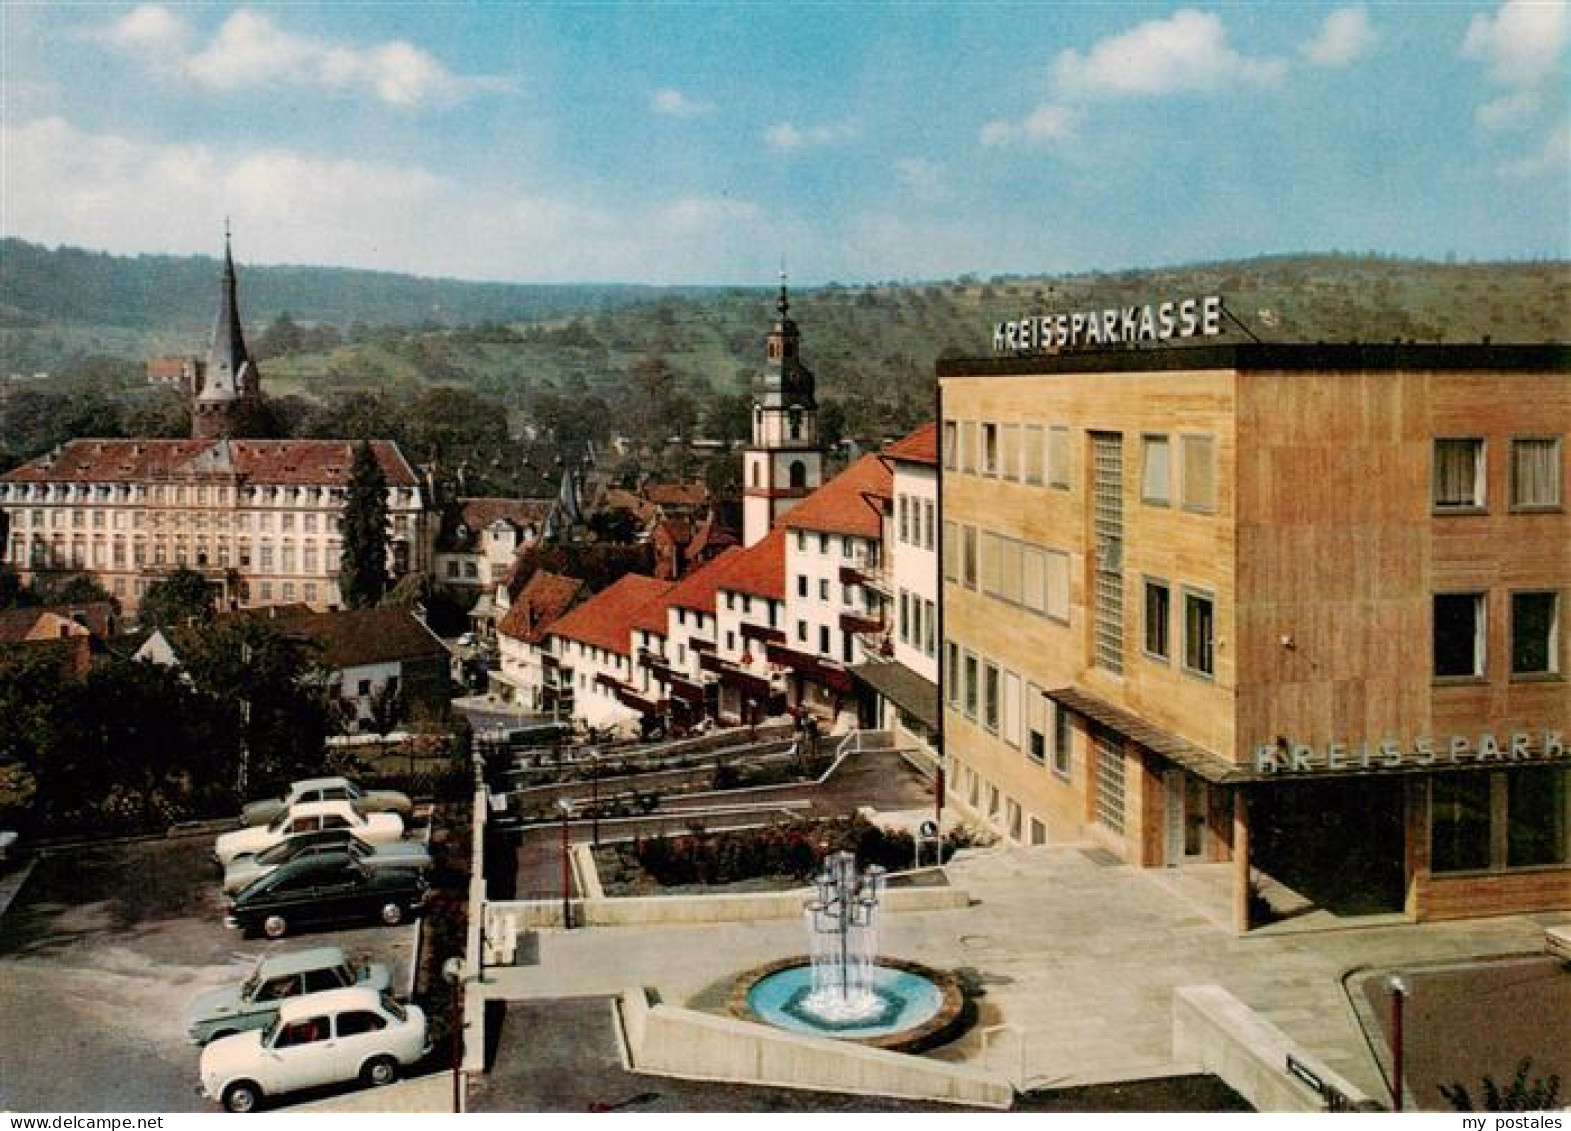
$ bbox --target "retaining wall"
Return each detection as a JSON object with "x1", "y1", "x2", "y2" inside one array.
[
  {"x1": 615, "y1": 988, "x2": 1011, "y2": 1108},
  {"x1": 1171, "y1": 985, "x2": 1379, "y2": 1113}
]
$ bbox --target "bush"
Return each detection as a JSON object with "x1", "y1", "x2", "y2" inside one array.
[{"x1": 627, "y1": 814, "x2": 976, "y2": 888}]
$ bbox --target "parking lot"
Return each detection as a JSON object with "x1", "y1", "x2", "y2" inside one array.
[{"x1": 0, "y1": 832, "x2": 422, "y2": 1112}]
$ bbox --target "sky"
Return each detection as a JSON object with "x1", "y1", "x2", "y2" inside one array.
[{"x1": 1, "y1": 1, "x2": 1567, "y2": 285}]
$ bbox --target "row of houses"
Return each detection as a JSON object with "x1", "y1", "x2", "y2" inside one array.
[{"x1": 490, "y1": 428, "x2": 939, "y2": 758}]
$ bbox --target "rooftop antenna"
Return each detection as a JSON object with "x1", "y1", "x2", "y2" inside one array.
[{"x1": 1218, "y1": 298, "x2": 1262, "y2": 343}]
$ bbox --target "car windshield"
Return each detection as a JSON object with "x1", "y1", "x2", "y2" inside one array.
[
  {"x1": 381, "y1": 993, "x2": 406, "y2": 1023},
  {"x1": 267, "y1": 810, "x2": 290, "y2": 834},
  {"x1": 256, "y1": 841, "x2": 290, "y2": 865}
]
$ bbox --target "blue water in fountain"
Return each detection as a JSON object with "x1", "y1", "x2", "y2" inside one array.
[{"x1": 747, "y1": 964, "x2": 944, "y2": 1040}]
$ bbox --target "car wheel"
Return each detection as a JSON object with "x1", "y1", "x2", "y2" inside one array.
[
  {"x1": 223, "y1": 1080, "x2": 262, "y2": 1113},
  {"x1": 262, "y1": 914, "x2": 288, "y2": 939},
  {"x1": 363, "y1": 1055, "x2": 398, "y2": 1087},
  {"x1": 379, "y1": 901, "x2": 404, "y2": 927}
]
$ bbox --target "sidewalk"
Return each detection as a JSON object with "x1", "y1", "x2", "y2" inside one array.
[{"x1": 290, "y1": 1073, "x2": 454, "y2": 1113}]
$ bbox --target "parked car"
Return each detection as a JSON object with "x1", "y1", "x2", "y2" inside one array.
[
  {"x1": 199, "y1": 985, "x2": 429, "y2": 1112},
  {"x1": 240, "y1": 777, "x2": 412, "y2": 828},
  {"x1": 185, "y1": 945, "x2": 392, "y2": 1045},
  {"x1": 215, "y1": 801, "x2": 404, "y2": 868},
  {"x1": 223, "y1": 829, "x2": 432, "y2": 895},
  {"x1": 225, "y1": 852, "x2": 428, "y2": 939}
]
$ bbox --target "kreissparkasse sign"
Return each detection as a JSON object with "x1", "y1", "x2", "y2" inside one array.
[
  {"x1": 1254, "y1": 729, "x2": 1565, "y2": 775},
  {"x1": 993, "y1": 294, "x2": 1224, "y2": 354}
]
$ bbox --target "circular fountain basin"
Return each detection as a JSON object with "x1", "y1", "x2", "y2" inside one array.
[{"x1": 729, "y1": 956, "x2": 968, "y2": 1053}]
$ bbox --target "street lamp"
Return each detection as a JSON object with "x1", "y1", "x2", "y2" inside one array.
[
  {"x1": 557, "y1": 797, "x2": 574, "y2": 930},
  {"x1": 1386, "y1": 974, "x2": 1410, "y2": 1112},
  {"x1": 588, "y1": 748, "x2": 600, "y2": 847},
  {"x1": 441, "y1": 956, "x2": 465, "y2": 1114}
]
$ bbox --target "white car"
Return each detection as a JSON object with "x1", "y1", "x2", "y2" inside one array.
[
  {"x1": 199, "y1": 986, "x2": 428, "y2": 1112},
  {"x1": 215, "y1": 800, "x2": 404, "y2": 868},
  {"x1": 240, "y1": 777, "x2": 413, "y2": 828}
]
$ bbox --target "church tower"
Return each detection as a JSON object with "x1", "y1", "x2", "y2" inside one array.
[
  {"x1": 742, "y1": 277, "x2": 823, "y2": 546},
  {"x1": 192, "y1": 229, "x2": 263, "y2": 440}
]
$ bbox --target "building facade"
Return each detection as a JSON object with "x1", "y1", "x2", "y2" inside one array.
[
  {"x1": 940, "y1": 339, "x2": 1569, "y2": 928},
  {"x1": 0, "y1": 438, "x2": 431, "y2": 616}
]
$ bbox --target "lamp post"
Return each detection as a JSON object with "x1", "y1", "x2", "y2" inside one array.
[
  {"x1": 441, "y1": 956, "x2": 465, "y2": 1114},
  {"x1": 589, "y1": 748, "x2": 600, "y2": 847},
  {"x1": 557, "y1": 797, "x2": 573, "y2": 930},
  {"x1": 1386, "y1": 974, "x2": 1409, "y2": 1112}
]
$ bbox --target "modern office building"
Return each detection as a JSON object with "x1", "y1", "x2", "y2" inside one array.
[{"x1": 939, "y1": 332, "x2": 1568, "y2": 928}]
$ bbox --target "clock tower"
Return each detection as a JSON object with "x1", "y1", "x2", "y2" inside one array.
[{"x1": 742, "y1": 278, "x2": 823, "y2": 546}]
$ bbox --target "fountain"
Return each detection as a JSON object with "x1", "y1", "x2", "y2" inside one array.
[{"x1": 729, "y1": 851, "x2": 967, "y2": 1052}]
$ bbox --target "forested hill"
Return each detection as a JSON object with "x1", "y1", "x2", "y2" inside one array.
[{"x1": 0, "y1": 238, "x2": 719, "y2": 331}]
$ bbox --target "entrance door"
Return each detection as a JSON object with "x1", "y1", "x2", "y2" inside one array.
[{"x1": 1164, "y1": 769, "x2": 1209, "y2": 865}]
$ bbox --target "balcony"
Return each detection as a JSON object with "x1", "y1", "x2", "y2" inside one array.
[{"x1": 840, "y1": 562, "x2": 893, "y2": 598}]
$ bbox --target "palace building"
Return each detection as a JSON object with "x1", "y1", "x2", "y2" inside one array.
[
  {"x1": 939, "y1": 334, "x2": 1569, "y2": 928},
  {"x1": 0, "y1": 237, "x2": 432, "y2": 616}
]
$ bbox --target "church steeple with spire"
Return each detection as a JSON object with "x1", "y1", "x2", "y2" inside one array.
[
  {"x1": 192, "y1": 225, "x2": 263, "y2": 439},
  {"x1": 742, "y1": 274, "x2": 823, "y2": 546}
]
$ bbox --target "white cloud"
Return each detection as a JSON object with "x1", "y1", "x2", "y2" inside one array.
[
  {"x1": 893, "y1": 156, "x2": 948, "y2": 201},
  {"x1": 1053, "y1": 9, "x2": 1286, "y2": 97},
  {"x1": 979, "y1": 104, "x2": 1078, "y2": 148},
  {"x1": 90, "y1": 6, "x2": 501, "y2": 108},
  {"x1": 1498, "y1": 122, "x2": 1570, "y2": 177},
  {"x1": 764, "y1": 119, "x2": 858, "y2": 151},
  {"x1": 1302, "y1": 6, "x2": 1377, "y2": 67},
  {"x1": 0, "y1": 116, "x2": 763, "y2": 283},
  {"x1": 650, "y1": 88, "x2": 712, "y2": 118},
  {"x1": 1476, "y1": 89, "x2": 1542, "y2": 131},
  {"x1": 104, "y1": 3, "x2": 192, "y2": 54},
  {"x1": 1462, "y1": 0, "x2": 1568, "y2": 89}
]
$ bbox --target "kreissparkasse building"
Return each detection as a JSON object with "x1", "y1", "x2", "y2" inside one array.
[{"x1": 938, "y1": 295, "x2": 1569, "y2": 929}]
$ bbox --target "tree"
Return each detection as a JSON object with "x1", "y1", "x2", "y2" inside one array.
[
  {"x1": 139, "y1": 567, "x2": 216, "y2": 628},
  {"x1": 32, "y1": 572, "x2": 116, "y2": 611},
  {"x1": 339, "y1": 440, "x2": 390, "y2": 609},
  {"x1": 1442, "y1": 1060, "x2": 1561, "y2": 1112},
  {"x1": 0, "y1": 564, "x2": 34, "y2": 610}
]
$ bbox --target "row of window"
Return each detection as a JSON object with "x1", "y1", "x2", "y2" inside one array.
[
  {"x1": 793, "y1": 529, "x2": 870, "y2": 561},
  {"x1": 1432, "y1": 768, "x2": 1568, "y2": 872},
  {"x1": 895, "y1": 493, "x2": 935, "y2": 551},
  {"x1": 955, "y1": 762, "x2": 1051, "y2": 846},
  {"x1": 942, "y1": 522, "x2": 1072, "y2": 622},
  {"x1": 896, "y1": 588, "x2": 937, "y2": 659},
  {"x1": 942, "y1": 420, "x2": 1070, "y2": 488},
  {"x1": 794, "y1": 618, "x2": 855, "y2": 663},
  {"x1": 943, "y1": 640, "x2": 1073, "y2": 780},
  {"x1": 5, "y1": 507, "x2": 411, "y2": 536},
  {"x1": 7, "y1": 535, "x2": 346, "y2": 573},
  {"x1": 1142, "y1": 579, "x2": 1216, "y2": 678},
  {"x1": 795, "y1": 573, "x2": 867, "y2": 610},
  {"x1": 1433, "y1": 590, "x2": 1560, "y2": 680},
  {"x1": 0, "y1": 482, "x2": 419, "y2": 507},
  {"x1": 1433, "y1": 436, "x2": 1561, "y2": 512}
]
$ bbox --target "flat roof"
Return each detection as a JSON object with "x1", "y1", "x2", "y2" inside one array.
[{"x1": 938, "y1": 342, "x2": 1571, "y2": 380}]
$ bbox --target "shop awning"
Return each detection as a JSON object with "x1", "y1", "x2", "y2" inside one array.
[
  {"x1": 1043, "y1": 686, "x2": 1249, "y2": 784},
  {"x1": 848, "y1": 661, "x2": 939, "y2": 734}
]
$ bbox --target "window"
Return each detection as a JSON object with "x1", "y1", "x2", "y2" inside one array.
[
  {"x1": 899, "y1": 591, "x2": 910, "y2": 643},
  {"x1": 981, "y1": 424, "x2": 999, "y2": 476},
  {"x1": 276, "y1": 1017, "x2": 331, "y2": 1047},
  {"x1": 1511, "y1": 591, "x2": 1558, "y2": 676},
  {"x1": 1180, "y1": 434, "x2": 1216, "y2": 512},
  {"x1": 1026, "y1": 685, "x2": 1046, "y2": 764},
  {"x1": 963, "y1": 651, "x2": 978, "y2": 718},
  {"x1": 1511, "y1": 437, "x2": 1561, "y2": 510},
  {"x1": 796, "y1": 620, "x2": 808, "y2": 643},
  {"x1": 922, "y1": 500, "x2": 935, "y2": 550},
  {"x1": 1183, "y1": 590, "x2": 1215, "y2": 677},
  {"x1": 818, "y1": 625, "x2": 830, "y2": 655},
  {"x1": 1045, "y1": 550, "x2": 1070, "y2": 623},
  {"x1": 1093, "y1": 733, "x2": 1124, "y2": 833},
  {"x1": 818, "y1": 578, "x2": 829, "y2": 601},
  {"x1": 960, "y1": 421, "x2": 977, "y2": 474},
  {"x1": 842, "y1": 537, "x2": 853, "y2": 559},
  {"x1": 1000, "y1": 425, "x2": 1020, "y2": 481},
  {"x1": 1007, "y1": 799, "x2": 1022, "y2": 841},
  {"x1": 1023, "y1": 425, "x2": 1044, "y2": 485},
  {"x1": 962, "y1": 526, "x2": 978, "y2": 589},
  {"x1": 336, "y1": 1011, "x2": 389, "y2": 1037},
  {"x1": 941, "y1": 521, "x2": 958, "y2": 580},
  {"x1": 1001, "y1": 670, "x2": 1020, "y2": 747},
  {"x1": 1030, "y1": 817, "x2": 1048, "y2": 846},
  {"x1": 983, "y1": 662, "x2": 1000, "y2": 732},
  {"x1": 924, "y1": 598, "x2": 936, "y2": 657},
  {"x1": 1048, "y1": 427, "x2": 1070, "y2": 489},
  {"x1": 796, "y1": 530, "x2": 806, "y2": 553},
  {"x1": 942, "y1": 422, "x2": 958, "y2": 470},
  {"x1": 1507, "y1": 768, "x2": 1568, "y2": 867},
  {"x1": 1431, "y1": 774, "x2": 1492, "y2": 872},
  {"x1": 1052, "y1": 705, "x2": 1071, "y2": 779},
  {"x1": 1144, "y1": 579, "x2": 1171, "y2": 660},
  {"x1": 1433, "y1": 438, "x2": 1486, "y2": 510},
  {"x1": 818, "y1": 533, "x2": 829, "y2": 554},
  {"x1": 945, "y1": 642, "x2": 961, "y2": 707},
  {"x1": 304, "y1": 967, "x2": 351, "y2": 994},
  {"x1": 1141, "y1": 435, "x2": 1171, "y2": 505},
  {"x1": 797, "y1": 575, "x2": 808, "y2": 598},
  {"x1": 1434, "y1": 593, "x2": 1485, "y2": 679}
]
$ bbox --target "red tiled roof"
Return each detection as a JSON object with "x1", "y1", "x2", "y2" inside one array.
[
  {"x1": 498, "y1": 570, "x2": 585, "y2": 645},
  {"x1": 688, "y1": 515, "x2": 738, "y2": 559},
  {"x1": 713, "y1": 527, "x2": 786, "y2": 600},
  {"x1": 547, "y1": 574, "x2": 673, "y2": 657},
  {"x1": 667, "y1": 546, "x2": 743, "y2": 614},
  {"x1": 644, "y1": 482, "x2": 709, "y2": 507},
  {"x1": 459, "y1": 497, "x2": 551, "y2": 531},
  {"x1": 883, "y1": 422, "x2": 937, "y2": 466},
  {"x1": 780, "y1": 453, "x2": 892, "y2": 539},
  {"x1": 0, "y1": 438, "x2": 419, "y2": 487},
  {"x1": 0, "y1": 603, "x2": 116, "y2": 643}
]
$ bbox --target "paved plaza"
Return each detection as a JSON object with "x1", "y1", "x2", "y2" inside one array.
[{"x1": 484, "y1": 839, "x2": 1570, "y2": 1109}]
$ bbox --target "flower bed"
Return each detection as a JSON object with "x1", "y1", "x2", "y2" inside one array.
[{"x1": 593, "y1": 814, "x2": 978, "y2": 896}]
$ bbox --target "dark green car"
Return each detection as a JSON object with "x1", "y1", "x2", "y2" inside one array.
[{"x1": 224, "y1": 852, "x2": 428, "y2": 939}]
